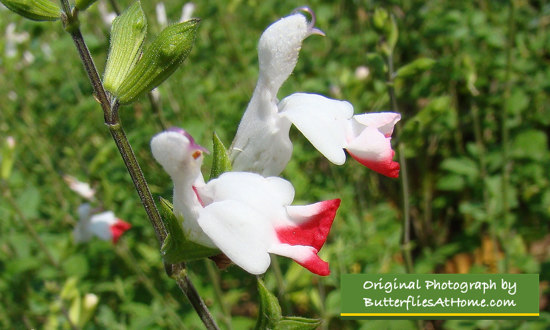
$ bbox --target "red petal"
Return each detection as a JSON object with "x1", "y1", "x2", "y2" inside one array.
[
  {"x1": 349, "y1": 150, "x2": 400, "y2": 178},
  {"x1": 296, "y1": 253, "x2": 330, "y2": 276},
  {"x1": 276, "y1": 199, "x2": 340, "y2": 251},
  {"x1": 110, "y1": 219, "x2": 132, "y2": 244}
]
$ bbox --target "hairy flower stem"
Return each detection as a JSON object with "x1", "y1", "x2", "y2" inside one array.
[
  {"x1": 59, "y1": 2, "x2": 219, "y2": 328},
  {"x1": 386, "y1": 53, "x2": 414, "y2": 274}
]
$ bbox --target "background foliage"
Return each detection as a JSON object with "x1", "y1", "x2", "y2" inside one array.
[{"x1": 1, "y1": 0, "x2": 549, "y2": 328}]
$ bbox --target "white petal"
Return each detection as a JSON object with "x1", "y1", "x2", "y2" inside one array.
[
  {"x1": 257, "y1": 14, "x2": 310, "y2": 94},
  {"x1": 279, "y1": 93, "x2": 353, "y2": 165},
  {"x1": 88, "y1": 211, "x2": 117, "y2": 241},
  {"x1": 197, "y1": 172, "x2": 294, "y2": 213},
  {"x1": 346, "y1": 126, "x2": 393, "y2": 162},
  {"x1": 352, "y1": 112, "x2": 401, "y2": 137},
  {"x1": 198, "y1": 200, "x2": 273, "y2": 274},
  {"x1": 268, "y1": 243, "x2": 317, "y2": 264}
]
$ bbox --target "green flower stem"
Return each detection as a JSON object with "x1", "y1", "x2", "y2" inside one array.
[
  {"x1": 386, "y1": 53, "x2": 414, "y2": 274},
  {"x1": 172, "y1": 263, "x2": 220, "y2": 329},
  {"x1": 58, "y1": 1, "x2": 219, "y2": 328}
]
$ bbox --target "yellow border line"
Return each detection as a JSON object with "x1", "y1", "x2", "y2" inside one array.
[{"x1": 341, "y1": 313, "x2": 539, "y2": 317}]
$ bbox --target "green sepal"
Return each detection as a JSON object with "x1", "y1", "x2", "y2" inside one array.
[
  {"x1": 115, "y1": 19, "x2": 200, "y2": 104},
  {"x1": 0, "y1": 0, "x2": 60, "y2": 21},
  {"x1": 103, "y1": 1, "x2": 147, "y2": 94},
  {"x1": 209, "y1": 132, "x2": 232, "y2": 180},
  {"x1": 395, "y1": 58, "x2": 435, "y2": 79},
  {"x1": 254, "y1": 278, "x2": 282, "y2": 330},
  {"x1": 277, "y1": 317, "x2": 322, "y2": 330},
  {"x1": 158, "y1": 197, "x2": 219, "y2": 264},
  {"x1": 75, "y1": 0, "x2": 98, "y2": 11},
  {"x1": 254, "y1": 278, "x2": 322, "y2": 330}
]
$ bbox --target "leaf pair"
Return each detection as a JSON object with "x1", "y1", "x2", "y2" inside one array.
[{"x1": 103, "y1": 1, "x2": 199, "y2": 104}]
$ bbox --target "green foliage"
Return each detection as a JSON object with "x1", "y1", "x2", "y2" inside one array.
[
  {"x1": 1, "y1": 0, "x2": 549, "y2": 329},
  {"x1": 103, "y1": 1, "x2": 147, "y2": 94},
  {"x1": 115, "y1": 19, "x2": 199, "y2": 104},
  {"x1": 0, "y1": 0, "x2": 60, "y2": 21}
]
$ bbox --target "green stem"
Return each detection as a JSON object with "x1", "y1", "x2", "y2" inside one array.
[
  {"x1": 205, "y1": 260, "x2": 232, "y2": 329},
  {"x1": 59, "y1": 2, "x2": 219, "y2": 328},
  {"x1": 386, "y1": 53, "x2": 414, "y2": 274},
  {"x1": 172, "y1": 263, "x2": 219, "y2": 329}
]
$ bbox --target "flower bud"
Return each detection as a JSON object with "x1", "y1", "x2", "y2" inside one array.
[
  {"x1": 115, "y1": 19, "x2": 199, "y2": 104},
  {"x1": 103, "y1": 1, "x2": 147, "y2": 94},
  {"x1": 0, "y1": 0, "x2": 60, "y2": 21}
]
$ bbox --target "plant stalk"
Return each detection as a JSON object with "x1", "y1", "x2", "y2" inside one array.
[
  {"x1": 387, "y1": 53, "x2": 414, "y2": 274},
  {"x1": 59, "y1": 1, "x2": 219, "y2": 327}
]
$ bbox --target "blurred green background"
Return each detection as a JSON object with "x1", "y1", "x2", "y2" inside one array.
[{"x1": 1, "y1": 0, "x2": 549, "y2": 328}]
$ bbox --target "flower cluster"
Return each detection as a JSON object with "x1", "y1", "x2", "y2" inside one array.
[{"x1": 151, "y1": 8, "x2": 400, "y2": 276}]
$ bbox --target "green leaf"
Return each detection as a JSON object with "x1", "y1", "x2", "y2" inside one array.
[
  {"x1": 254, "y1": 278, "x2": 282, "y2": 330},
  {"x1": 395, "y1": 58, "x2": 436, "y2": 79},
  {"x1": 511, "y1": 129, "x2": 548, "y2": 161},
  {"x1": 103, "y1": 1, "x2": 147, "y2": 94},
  {"x1": 116, "y1": 19, "x2": 200, "y2": 104},
  {"x1": 0, "y1": 0, "x2": 60, "y2": 21},
  {"x1": 158, "y1": 197, "x2": 219, "y2": 264},
  {"x1": 277, "y1": 316, "x2": 322, "y2": 330},
  {"x1": 209, "y1": 132, "x2": 232, "y2": 180}
]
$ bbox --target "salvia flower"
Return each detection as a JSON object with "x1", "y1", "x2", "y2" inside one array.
[
  {"x1": 63, "y1": 174, "x2": 96, "y2": 200},
  {"x1": 151, "y1": 129, "x2": 340, "y2": 275},
  {"x1": 74, "y1": 204, "x2": 131, "y2": 244},
  {"x1": 230, "y1": 8, "x2": 400, "y2": 178}
]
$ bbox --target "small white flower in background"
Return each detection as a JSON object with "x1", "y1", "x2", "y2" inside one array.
[
  {"x1": 180, "y1": 2, "x2": 195, "y2": 22},
  {"x1": 63, "y1": 175, "x2": 96, "y2": 200},
  {"x1": 41, "y1": 43, "x2": 53, "y2": 59},
  {"x1": 6, "y1": 136, "x2": 15, "y2": 149},
  {"x1": 151, "y1": 129, "x2": 340, "y2": 275},
  {"x1": 355, "y1": 65, "x2": 370, "y2": 80},
  {"x1": 23, "y1": 50, "x2": 34, "y2": 64},
  {"x1": 74, "y1": 204, "x2": 131, "y2": 244},
  {"x1": 156, "y1": 2, "x2": 168, "y2": 28},
  {"x1": 97, "y1": 1, "x2": 116, "y2": 26},
  {"x1": 230, "y1": 8, "x2": 400, "y2": 178},
  {"x1": 5, "y1": 23, "x2": 29, "y2": 58}
]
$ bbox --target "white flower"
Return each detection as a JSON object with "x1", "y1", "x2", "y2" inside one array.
[
  {"x1": 230, "y1": 8, "x2": 400, "y2": 178},
  {"x1": 180, "y1": 2, "x2": 195, "y2": 22},
  {"x1": 151, "y1": 129, "x2": 340, "y2": 275},
  {"x1": 63, "y1": 175, "x2": 96, "y2": 200},
  {"x1": 156, "y1": 2, "x2": 167, "y2": 28},
  {"x1": 74, "y1": 204, "x2": 131, "y2": 244}
]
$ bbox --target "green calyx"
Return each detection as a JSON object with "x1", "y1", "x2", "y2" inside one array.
[
  {"x1": 158, "y1": 197, "x2": 219, "y2": 264},
  {"x1": 103, "y1": 1, "x2": 147, "y2": 94},
  {"x1": 0, "y1": 0, "x2": 60, "y2": 21},
  {"x1": 254, "y1": 279, "x2": 321, "y2": 330},
  {"x1": 209, "y1": 133, "x2": 232, "y2": 180},
  {"x1": 114, "y1": 19, "x2": 200, "y2": 104}
]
